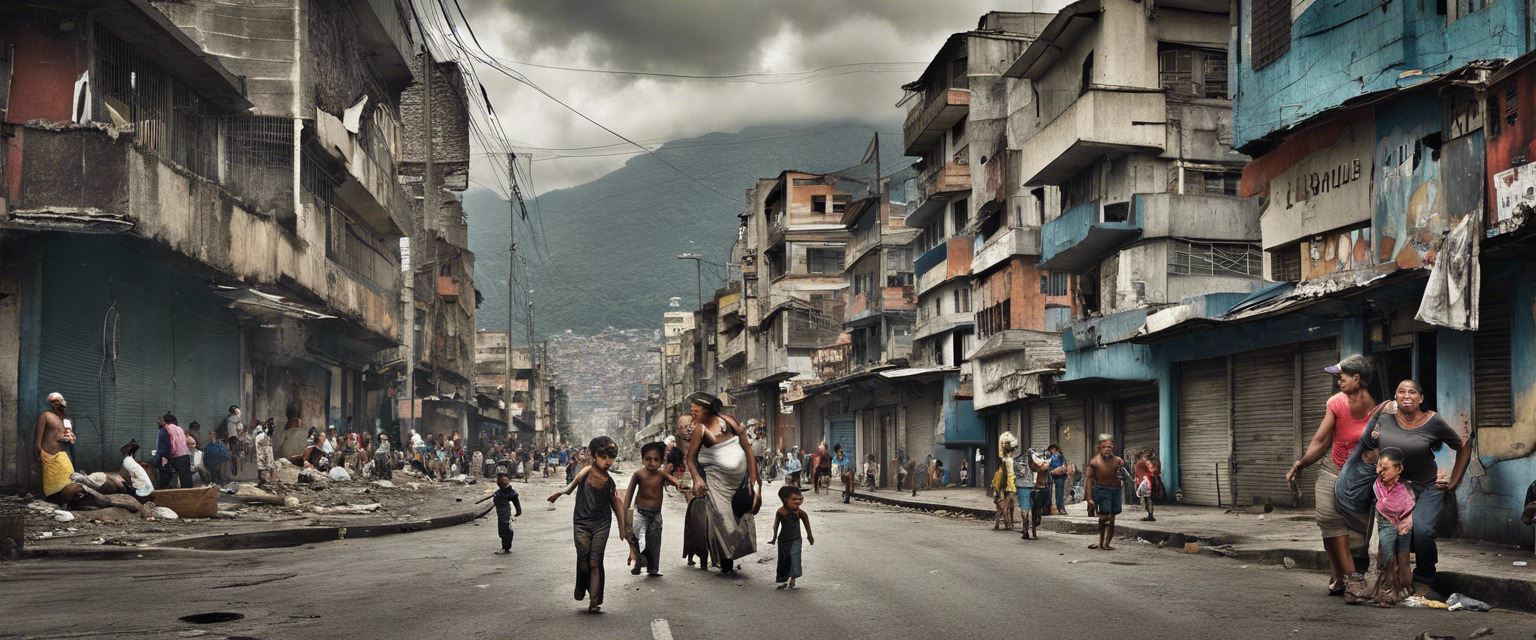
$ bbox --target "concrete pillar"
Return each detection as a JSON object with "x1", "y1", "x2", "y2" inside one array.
[{"x1": 1158, "y1": 365, "x2": 1179, "y2": 495}]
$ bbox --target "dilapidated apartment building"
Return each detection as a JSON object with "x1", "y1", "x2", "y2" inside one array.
[{"x1": 0, "y1": 0, "x2": 475, "y2": 489}]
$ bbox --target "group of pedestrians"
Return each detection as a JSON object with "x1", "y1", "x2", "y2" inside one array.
[{"x1": 1288, "y1": 354, "x2": 1470, "y2": 607}]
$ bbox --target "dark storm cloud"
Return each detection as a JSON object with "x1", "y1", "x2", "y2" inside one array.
[{"x1": 469, "y1": 0, "x2": 987, "y2": 73}]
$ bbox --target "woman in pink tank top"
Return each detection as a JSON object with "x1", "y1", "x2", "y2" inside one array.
[{"x1": 1287, "y1": 354, "x2": 1379, "y2": 596}]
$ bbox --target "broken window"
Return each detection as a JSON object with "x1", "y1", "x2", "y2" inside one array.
[
  {"x1": 952, "y1": 199, "x2": 969, "y2": 234},
  {"x1": 806, "y1": 248, "x2": 845, "y2": 274},
  {"x1": 832, "y1": 195, "x2": 851, "y2": 214},
  {"x1": 1504, "y1": 85, "x2": 1518, "y2": 129},
  {"x1": 1269, "y1": 244, "x2": 1302, "y2": 281},
  {"x1": 1251, "y1": 0, "x2": 1292, "y2": 71},
  {"x1": 1159, "y1": 45, "x2": 1229, "y2": 99},
  {"x1": 1184, "y1": 169, "x2": 1243, "y2": 195},
  {"x1": 812, "y1": 195, "x2": 828, "y2": 213},
  {"x1": 1169, "y1": 241, "x2": 1263, "y2": 277},
  {"x1": 1102, "y1": 202, "x2": 1131, "y2": 223}
]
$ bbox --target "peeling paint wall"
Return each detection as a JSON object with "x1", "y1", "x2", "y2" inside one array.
[
  {"x1": 1234, "y1": 0, "x2": 1527, "y2": 148},
  {"x1": 1486, "y1": 64, "x2": 1536, "y2": 231}
]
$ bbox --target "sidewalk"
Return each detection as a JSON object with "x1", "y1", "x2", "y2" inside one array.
[{"x1": 852, "y1": 486, "x2": 1536, "y2": 614}]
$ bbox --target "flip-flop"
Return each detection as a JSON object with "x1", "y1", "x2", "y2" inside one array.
[
  {"x1": 1327, "y1": 580, "x2": 1345, "y2": 596},
  {"x1": 1088, "y1": 543, "x2": 1099, "y2": 549}
]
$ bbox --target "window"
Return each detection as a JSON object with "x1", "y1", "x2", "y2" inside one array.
[
  {"x1": 1044, "y1": 305, "x2": 1071, "y2": 332},
  {"x1": 951, "y1": 199, "x2": 969, "y2": 234},
  {"x1": 832, "y1": 195, "x2": 850, "y2": 214},
  {"x1": 949, "y1": 57, "x2": 968, "y2": 90},
  {"x1": 1504, "y1": 85, "x2": 1518, "y2": 129},
  {"x1": 1102, "y1": 202, "x2": 1130, "y2": 223},
  {"x1": 1251, "y1": 0, "x2": 1292, "y2": 70},
  {"x1": 953, "y1": 287, "x2": 971, "y2": 313},
  {"x1": 1184, "y1": 169, "x2": 1242, "y2": 195},
  {"x1": 812, "y1": 195, "x2": 828, "y2": 213},
  {"x1": 1040, "y1": 271, "x2": 1069, "y2": 296},
  {"x1": 1080, "y1": 52, "x2": 1094, "y2": 96},
  {"x1": 1270, "y1": 245, "x2": 1302, "y2": 281},
  {"x1": 1159, "y1": 46, "x2": 1229, "y2": 99},
  {"x1": 950, "y1": 117, "x2": 967, "y2": 145},
  {"x1": 806, "y1": 248, "x2": 845, "y2": 274},
  {"x1": 1168, "y1": 241, "x2": 1263, "y2": 277}
]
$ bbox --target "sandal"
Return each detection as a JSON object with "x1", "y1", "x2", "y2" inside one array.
[{"x1": 1327, "y1": 580, "x2": 1345, "y2": 596}]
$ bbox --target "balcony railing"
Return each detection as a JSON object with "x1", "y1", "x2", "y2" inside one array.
[
  {"x1": 845, "y1": 286, "x2": 917, "y2": 325},
  {"x1": 903, "y1": 88, "x2": 970, "y2": 155},
  {"x1": 1038, "y1": 200, "x2": 1141, "y2": 273},
  {"x1": 914, "y1": 236, "x2": 973, "y2": 295},
  {"x1": 972, "y1": 225, "x2": 1042, "y2": 275},
  {"x1": 721, "y1": 330, "x2": 746, "y2": 363},
  {"x1": 917, "y1": 161, "x2": 971, "y2": 202},
  {"x1": 813, "y1": 342, "x2": 852, "y2": 381}
]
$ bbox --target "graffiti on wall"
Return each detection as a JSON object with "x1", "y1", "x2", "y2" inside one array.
[
  {"x1": 1373, "y1": 98, "x2": 1451, "y2": 269},
  {"x1": 1303, "y1": 227, "x2": 1374, "y2": 279}
]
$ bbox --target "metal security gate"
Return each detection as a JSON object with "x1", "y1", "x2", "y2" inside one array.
[
  {"x1": 1297, "y1": 338, "x2": 1338, "y2": 507},
  {"x1": 1231, "y1": 346, "x2": 1297, "y2": 507},
  {"x1": 1030, "y1": 402, "x2": 1051, "y2": 451},
  {"x1": 36, "y1": 237, "x2": 241, "y2": 471},
  {"x1": 1050, "y1": 397, "x2": 1087, "y2": 471},
  {"x1": 828, "y1": 417, "x2": 856, "y2": 462},
  {"x1": 904, "y1": 391, "x2": 938, "y2": 464},
  {"x1": 1119, "y1": 395, "x2": 1160, "y2": 461},
  {"x1": 1178, "y1": 357, "x2": 1230, "y2": 506},
  {"x1": 1475, "y1": 283, "x2": 1513, "y2": 431}
]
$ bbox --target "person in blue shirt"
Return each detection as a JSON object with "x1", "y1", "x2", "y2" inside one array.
[
  {"x1": 476, "y1": 472, "x2": 523, "y2": 554},
  {"x1": 202, "y1": 436, "x2": 235, "y2": 485},
  {"x1": 1047, "y1": 444, "x2": 1068, "y2": 514}
]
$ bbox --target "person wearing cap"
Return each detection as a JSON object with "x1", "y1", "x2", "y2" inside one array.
[
  {"x1": 120, "y1": 440, "x2": 154, "y2": 499},
  {"x1": 34, "y1": 392, "x2": 88, "y2": 506},
  {"x1": 1287, "y1": 354, "x2": 1381, "y2": 595}
]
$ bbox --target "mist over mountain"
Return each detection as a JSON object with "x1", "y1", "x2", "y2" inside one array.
[{"x1": 467, "y1": 121, "x2": 910, "y2": 338}]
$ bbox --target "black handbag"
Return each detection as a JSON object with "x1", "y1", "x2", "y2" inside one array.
[{"x1": 732, "y1": 478, "x2": 758, "y2": 516}]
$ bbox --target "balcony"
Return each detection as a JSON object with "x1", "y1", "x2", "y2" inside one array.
[
  {"x1": 1038, "y1": 200, "x2": 1141, "y2": 273},
  {"x1": 721, "y1": 330, "x2": 747, "y2": 364},
  {"x1": 904, "y1": 88, "x2": 970, "y2": 155},
  {"x1": 719, "y1": 292, "x2": 743, "y2": 327},
  {"x1": 972, "y1": 225, "x2": 1042, "y2": 275},
  {"x1": 917, "y1": 161, "x2": 971, "y2": 202},
  {"x1": 813, "y1": 342, "x2": 852, "y2": 382},
  {"x1": 1018, "y1": 90, "x2": 1166, "y2": 187},
  {"x1": 914, "y1": 236, "x2": 974, "y2": 296},
  {"x1": 437, "y1": 275, "x2": 460, "y2": 301},
  {"x1": 847, "y1": 226, "x2": 883, "y2": 269},
  {"x1": 913, "y1": 312, "x2": 974, "y2": 341},
  {"x1": 316, "y1": 110, "x2": 413, "y2": 236},
  {"x1": 845, "y1": 286, "x2": 917, "y2": 326},
  {"x1": 1135, "y1": 193, "x2": 1260, "y2": 243}
]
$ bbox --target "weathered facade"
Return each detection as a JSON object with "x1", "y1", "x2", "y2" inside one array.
[{"x1": 0, "y1": 0, "x2": 476, "y2": 489}]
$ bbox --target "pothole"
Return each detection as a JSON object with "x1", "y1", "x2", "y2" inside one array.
[{"x1": 179, "y1": 612, "x2": 245, "y2": 624}]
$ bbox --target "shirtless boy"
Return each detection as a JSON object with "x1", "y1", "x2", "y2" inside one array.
[
  {"x1": 625, "y1": 441, "x2": 683, "y2": 576},
  {"x1": 1084, "y1": 435, "x2": 1126, "y2": 551}
]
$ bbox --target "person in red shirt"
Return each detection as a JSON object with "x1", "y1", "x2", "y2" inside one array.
[
  {"x1": 1134, "y1": 451, "x2": 1157, "y2": 522},
  {"x1": 1287, "y1": 354, "x2": 1381, "y2": 596}
]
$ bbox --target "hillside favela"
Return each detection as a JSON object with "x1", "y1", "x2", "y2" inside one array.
[{"x1": 2, "y1": 1, "x2": 1536, "y2": 638}]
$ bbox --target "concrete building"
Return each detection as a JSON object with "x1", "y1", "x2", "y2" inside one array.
[
  {"x1": 995, "y1": 0, "x2": 1261, "y2": 476},
  {"x1": 0, "y1": 0, "x2": 478, "y2": 487}
]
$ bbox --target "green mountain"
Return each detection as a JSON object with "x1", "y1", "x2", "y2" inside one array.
[{"x1": 467, "y1": 121, "x2": 909, "y2": 337}]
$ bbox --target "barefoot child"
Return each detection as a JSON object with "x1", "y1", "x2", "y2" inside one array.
[
  {"x1": 548, "y1": 436, "x2": 631, "y2": 613},
  {"x1": 475, "y1": 472, "x2": 522, "y2": 554},
  {"x1": 1084, "y1": 435, "x2": 1125, "y2": 551},
  {"x1": 624, "y1": 441, "x2": 683, "y2": 576},
  {"x1": 770, "y1": 485, "x2": 813, "y2": 589},
  {"x1": 1371, "y1": 447, "x2": 1415, "y2": 605},
  {"x1": 1021, "y1": 448, "x2": 1051, "y2": 540}
]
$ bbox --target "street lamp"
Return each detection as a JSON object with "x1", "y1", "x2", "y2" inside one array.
[{"x1": 677, "y1": 253, "x2": 703, "y2": 311}]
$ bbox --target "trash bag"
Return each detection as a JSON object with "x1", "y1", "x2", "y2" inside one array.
[
  {"x1": 328, "y1": 467, "x2": 352, "y2": 482},
  {"x1": 52, "y1": 510, "x2": 75, "y2": 523},
  {"x1": 1446, "y1": 593, "x2": 1491, "y2": 612},
  {"x1": 150, "y1": 507, "x2": 179, "y2": 520}
]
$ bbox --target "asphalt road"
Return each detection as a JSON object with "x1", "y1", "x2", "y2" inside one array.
[{"x1": 2, "y1": 473, "x2": 1531, "y2": 640}]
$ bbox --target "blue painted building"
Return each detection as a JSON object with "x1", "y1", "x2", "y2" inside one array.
[{"x1": 1059, "y1": 1, "x2": 1536, "y2": 546}]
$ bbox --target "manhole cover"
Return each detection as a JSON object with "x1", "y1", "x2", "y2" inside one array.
[{"x1": 180, "y1": 612, "x2": 245, "y2": 624}]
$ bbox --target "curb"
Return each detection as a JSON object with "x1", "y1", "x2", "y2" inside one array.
[
  {"x1": 851, "y1": 491, "x2": 1536, "y2": 615},
  {"x1": 26, "y1": 504, "x2": 494, "y2": 557}
]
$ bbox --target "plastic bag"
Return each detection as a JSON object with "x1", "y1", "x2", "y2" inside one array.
[
  {"x1": 328, "y1": 467, "x2": 352, "y2": 482},
  {"x1": 1446, "y1": 593, "x2": 1491, "y2": 612}
]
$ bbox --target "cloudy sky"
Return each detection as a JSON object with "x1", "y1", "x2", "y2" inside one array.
[{"x1": 436, "y1": 0, "x2": 1071, "y2": 195}]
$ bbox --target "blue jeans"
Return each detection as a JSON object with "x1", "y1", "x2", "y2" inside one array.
[
  {"x1": 1052, "y1": 475, "x2": 1067, "y2": 512},
  {"x1": 1410, "y1": 486, "x2": 1446, "y2": 585}
]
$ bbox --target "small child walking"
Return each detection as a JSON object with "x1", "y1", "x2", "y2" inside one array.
[
  {"x1": 548, "y1": 436, "x2": 631, "y2": 614},
  {"x1": 476, "y1": 471, "x2": 522, "y2": 553},
  {"x1": 1372, "y1": 447, "x2": 1416, "y2": 605},
  {"x1": 624, "y1": 441, "x2": 683, "y2": 576},
  {"x1": 770, "y1": 485, "x2": 813, "y2": 590}
]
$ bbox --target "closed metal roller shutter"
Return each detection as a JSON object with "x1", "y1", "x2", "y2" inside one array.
[
  {"x1": 1030, "y1": 402, "x2": 1050, "y2": 451},
  {"x1": 1474, "y1": 283, "x2": 1513, "y2": 430},
  {"x1": 1297, "y1": 338, "x2": 1338, "y2": 508},
  {"x1": 1178, "y1": 357, "x2": 1230, "y2": 506},
  {"x1": 905, "y1": 391, "x2": 938, "y2": 462},
  {"x1": 1231, "y1": 346, "x2": 1296, "y2": 507},
  {"x1": 1120, "y1": 395, "x2": 1160, "y2": 462},
  {"x1": 828, "y1": 417, "x2": 856, "y2": 461},
  {"x1": 1050, "y1": 397, "x2": 1087, "y2": 471}
]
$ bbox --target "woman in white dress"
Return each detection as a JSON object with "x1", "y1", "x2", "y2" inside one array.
[{"x1": 684, "y1": 392, "x2": 762, "y2": 575}]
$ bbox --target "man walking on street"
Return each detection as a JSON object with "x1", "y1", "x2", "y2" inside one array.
[
  {"x1": 1085, "y1": 435, "x2": 1125, "y2": 551},
  {"x1": 156, "y1": 414, "x2": 194, "y2": 489}
]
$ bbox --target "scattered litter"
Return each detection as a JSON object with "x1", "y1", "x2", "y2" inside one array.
[
  {"x1": 1402, "y1": 596, "x2": 1447, "y2": 609},
  {"x1": 52, "y1": 511, "x2": 75, "y2": 523},
  {"x1": 1208, "y1": 544, "x2": 1238, "y2": 558},
  {"x1": 372, "y1": 480, "x2": 396, "y2": 489},
  {"x1": 1447, "y1": 593, "x2": 1492, "y2": 612},
  {"x1": 1182, "y1": 542, "x2": 1200, "y2": 554},
  {"x1": 1468, "y1": 627, "x2": 1494, "y2": 639},
  {"x1": 1514, "y1": 561, "x2": 1528, "y2": 567},
  {"x1": 27, "y1": 501, "x2": 56, "y2": 514},
  {"x1": 328, "y1": 467, "x2": 352, "y2": 482},
  {"x1": 37, "y1": 531, "x2": 52, "y2": 539},
  {"x1": 1414, "y1": 633, "x2": 1455, "y2": 640},
  {"x1": 151, "y1": 507, "x2": 179, "y2": 520},
  {"x1": 475, "y1": 584, "x2": 489, "y2": 589},
  {"x1": 1282, "y1": 557, "x2": 1296, "y2": 569},
  {"x1": 284, "y1": 497, "x2": 301, "y2": 508}
]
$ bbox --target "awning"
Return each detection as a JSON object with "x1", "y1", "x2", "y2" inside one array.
[
  {"x1": 215, "y1": 286, "x2": 336, "y2": 321},
  {"x1": 878, "y1": 366, "x2": 957, "y2": 381}
]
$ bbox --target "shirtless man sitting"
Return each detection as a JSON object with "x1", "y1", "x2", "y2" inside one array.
[
  {"x1": 1084, "y1": 435, "x2": 1126, "y2": 551},
  {"x1": 34, "y1": 393, "x2": 109, "y2": 509}
]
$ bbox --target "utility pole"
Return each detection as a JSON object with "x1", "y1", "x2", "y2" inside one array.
[
  {"x1": 505, "y1": 152, "x2": 517, "y2": 436},
  {"x1": 526, "y1": 299, "x2": 539, "y2": 444}
]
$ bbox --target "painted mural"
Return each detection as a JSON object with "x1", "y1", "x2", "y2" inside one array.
[
  {"x1": 1373, "y1": 97, "x2": 1452, "y2": 270},
  {"x1": 1302, "y1": 227, "x2": 1375, "y2": 279}
]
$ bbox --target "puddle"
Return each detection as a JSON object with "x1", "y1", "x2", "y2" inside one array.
[{"x1": 180, "y1": 612, "x2": 245, "y2": 624}]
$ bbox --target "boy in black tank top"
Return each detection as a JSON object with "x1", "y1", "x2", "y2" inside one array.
[{"x1": 549, "y1": 436, "x2": 630, "y2": 613}]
